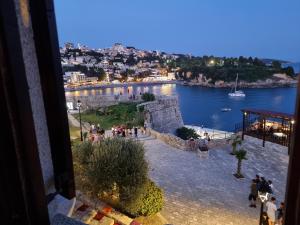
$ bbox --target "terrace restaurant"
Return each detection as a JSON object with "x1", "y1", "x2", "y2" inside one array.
[{"x1": 240, "y1": 109, "x2": 295, "y2": 150}]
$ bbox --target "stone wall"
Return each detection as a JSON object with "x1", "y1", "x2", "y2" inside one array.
[
  {"x1": 148, "y1": 128, "x2": 187, "y2": 150},
  {"x1": 65, "y1": 94, "x2": 141, "y2": 110},
  {"x1": 140, "y1": 96, "x2": 184, "y2": 134}
]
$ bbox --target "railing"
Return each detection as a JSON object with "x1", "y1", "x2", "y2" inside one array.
[{"x1": 244, "y1": 130, "x2": 289, "y2": 147}]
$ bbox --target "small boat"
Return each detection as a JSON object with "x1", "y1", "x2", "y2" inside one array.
[
  {"x1": 228, "y1": 73, "x2": 245, "y2": 97},
  {"x1": 221, "y1": 108, "x2": 232, "y2": 112}
]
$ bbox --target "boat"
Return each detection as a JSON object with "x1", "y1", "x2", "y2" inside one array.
[
  {"x1": 228, "y1": 73, "x2": 245, "y2": 97},
  {"x1": 221, "y1": 108, "x2": 232, "y2": 112}
]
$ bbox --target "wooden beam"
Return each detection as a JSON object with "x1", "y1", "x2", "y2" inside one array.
[{"x1": 284, "y1": 80, "x2": 300, "y2": 225}]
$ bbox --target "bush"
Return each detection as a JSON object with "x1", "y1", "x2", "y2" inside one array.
[
  {"x1": 141, "y1": 93, "x2": 155, "y2": 102},
  {"x1": 176, "y1": 127, "x2": 199, "y2": 140},
  {"x1": 72, "y1": 138, "x2": 163, "y2": 216},
  {"x1": 122, "y1": 179, "x2": 163, "y2": 217}
]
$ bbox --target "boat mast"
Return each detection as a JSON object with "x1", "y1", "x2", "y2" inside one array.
[{"x1": 234, "y1": 73, "x2": 238, "y2": 92}]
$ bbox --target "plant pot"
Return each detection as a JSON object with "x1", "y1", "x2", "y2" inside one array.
[{"x1": 233, "y1": 173, "x2": 245, "y2": 179}]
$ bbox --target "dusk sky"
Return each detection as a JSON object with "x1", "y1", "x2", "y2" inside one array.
[{"x1": 55, "y1": 0, "x2": 300, "y2": 62}]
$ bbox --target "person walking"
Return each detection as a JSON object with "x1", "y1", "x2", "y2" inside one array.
[
  {"x1": 248, "y1": 179, "x2": 258, "y2": 208},
  {"x1": 266, "y1": 197, "x2": 277, "y2": 225}
]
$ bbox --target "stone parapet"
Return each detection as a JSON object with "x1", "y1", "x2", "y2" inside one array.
[{"x1": 140, "y1": 96, "x2": 184, "y2": 134}]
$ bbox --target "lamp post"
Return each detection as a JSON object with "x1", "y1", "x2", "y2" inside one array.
[
  {"x1": 77, "y1": 100, "x2": 83, "y2": 141},
  {"x1": 258, "y1": 191, "x2": 269, "y2": 225}
]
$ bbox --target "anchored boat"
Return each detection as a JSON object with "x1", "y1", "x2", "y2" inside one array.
[{"x1": 228, "y1": 73, "x2": 245, "y2": 97}]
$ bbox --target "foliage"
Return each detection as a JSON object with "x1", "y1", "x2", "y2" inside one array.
[
  {"x1": 235, "y1": 148, "x2": 248, "y2": 177},
  {"x1": 121, "y1": 180, "x2": 163, "y2": 217},
  {"x1": 141, "y1": 93, "x2": 155, "y2": 102},
  {"x1": 230, "y1": 134, "x2": 242, "y2": 154},
  {"x1": 74, "y1": 103, "x2": 143, "y2": 129},
  {"x1": 176, "y1": 127, "x2": 200, "y2": 140},
  {"x1": 171, "y1": 55, "x2": 294, "y2": 82},
  {"x1": 72, "y1": 138, "x2": 163, "y2": 217},
  {"x1": 83, "y1": 131, "x2": 88, "y2": 141}
]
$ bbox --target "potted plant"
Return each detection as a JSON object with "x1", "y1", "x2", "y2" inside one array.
[
  {"x1": 230, "y1": 134, "x2": 242, "y2": 155},
  {"x1": 234, "y1": 148, "x2": 247, "y2": 179}
]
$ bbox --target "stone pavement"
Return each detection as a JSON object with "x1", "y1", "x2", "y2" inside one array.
[{"x1": 142, "y1": 135, "x2": 289, "y2": 225}]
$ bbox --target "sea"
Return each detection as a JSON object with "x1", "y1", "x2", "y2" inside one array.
[{"x1": 65, "y1": 83, "x2": 297, "y2": 132}]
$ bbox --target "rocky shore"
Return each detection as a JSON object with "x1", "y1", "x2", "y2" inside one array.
[{"x1": 180, "y1": 73, "x2": 298, "y2": 88}]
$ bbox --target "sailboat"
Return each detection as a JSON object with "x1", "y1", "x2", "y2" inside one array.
[{"x1": 228, "y1": 73, "x2": 245, "y2": 97}]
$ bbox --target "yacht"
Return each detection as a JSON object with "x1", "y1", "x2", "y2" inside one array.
[
  {"x1": 228, "y1": 73, "x2": 245, "y2": 97},
  {"x1": 221, "y1": 108, "x2": 232, "y2": 112}
]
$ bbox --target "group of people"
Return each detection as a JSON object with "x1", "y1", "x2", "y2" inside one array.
[
  {"x1": 112, "y1": 125, "x2": 138, "y2": 138},
  {"x1": 89, "y1": 123, "x2": 105, "y2": 143},
  {"x1": 248, "y1": 174, "x2": 284, "y2": 225},
  {"x1": 188, "y1": 136, "x2": 210, "y2": 151},
  {"x1": 112, "y1": 124, "x2": 147, "y2": 138}
]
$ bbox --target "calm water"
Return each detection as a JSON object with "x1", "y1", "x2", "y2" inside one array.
[{"x1": 66, "y1": 84, "x2": 297, "y2": 131}]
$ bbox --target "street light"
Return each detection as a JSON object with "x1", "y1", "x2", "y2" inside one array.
[
  {"x1": 258, "y1": 191, "x2": 269, "y2": 225},
  {"x1": 77, "y1": 100, "x2": 83, "y2": 141}
]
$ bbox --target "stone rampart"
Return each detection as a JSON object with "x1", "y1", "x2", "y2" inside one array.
[
  {"x1": 139, "y1": 96, "x2": 184, "y2": 134},
  {"x1": 65, "y1": 95, "x2": 141, "y2": 110}
]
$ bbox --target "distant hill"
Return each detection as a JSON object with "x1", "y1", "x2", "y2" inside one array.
[
  {"x1": 282, "y1": 62, "x2": 300, "y2": 74},
  {"x1": 260, "y1": 58, "x2": 290, "y2": 65}
]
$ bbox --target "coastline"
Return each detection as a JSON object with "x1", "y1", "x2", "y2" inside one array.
[
  {"x1": 64, "y1": 79, "x2": 298, "y2": 92},
  {"x1": 178, "y1": 79, "x2": 298, "y2": 89},
  {"x1": 64, "y1": 80, "x2": 177, "y2": 92}
]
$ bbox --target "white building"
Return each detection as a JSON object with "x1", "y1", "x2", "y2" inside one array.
[{"x1": 65, "y1": 71, "x2": 86, "y2": 83}]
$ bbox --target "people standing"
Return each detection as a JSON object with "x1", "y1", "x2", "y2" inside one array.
[
  {"x1": 143, "y1": 122, "x2": 147, "y2": 135},
  {"x1": 277, "y1": 202, "x2": 284, "y2": 225},
  {"x1": 268, "y1": 180, "x2": 274, "y2": 194},
  {"x1": 266, "y1": 197, "x2": 277, "y2": 225},
  {"x1": 248, "y1": 179, "x2": 258, "y2": 208},
  {"x1": 134, "y1": 127, "x2": 138, "y2": 138}
]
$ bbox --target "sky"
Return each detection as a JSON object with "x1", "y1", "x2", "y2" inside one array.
[{"x1": 55, "y1": 0, "x2": 300, "y2": 62}]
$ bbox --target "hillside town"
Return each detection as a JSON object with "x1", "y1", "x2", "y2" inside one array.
[
  {"x1": 61, "y1": 43, "x2": 178, "y2": 89},
  {"x1": 61, "y1": 43, "x2": 297, "y2": 90}
]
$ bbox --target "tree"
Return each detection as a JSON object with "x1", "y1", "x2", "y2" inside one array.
[
  {"x1": 176, "y1": 127, "x2": 200, "y2": 140},
  {"x1": 97, "y1": 68, "x2": 106, "y2": 81},
  {"x1": 272, "y1": 60, "x2": 282, "y2": 69},
  {"x1": 230, "y1": 135, "x2": 242, "y2": 155},
  {"x1": 73, "y1": 138, "x2": 164, "y2": 216},
  {"x1": 282, "y1": 66, "x2": 295, "y2": 76},
  {"x1": 234, "y1": 148, "x2": 247, "y2": 178},
  {"x1": 141, "y1": 93, "x2": 155, "y2": 102}
]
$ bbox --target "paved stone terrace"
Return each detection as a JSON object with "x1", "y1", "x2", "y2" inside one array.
[{"x1": 142, "y1": 136, "x2": 289, "y2": 225}]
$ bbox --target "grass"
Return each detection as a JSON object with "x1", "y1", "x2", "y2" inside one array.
[
  {"x1": 69, "y1": 124, "x2": 81, "y2": 139},
  {"x1": 74, "y1": 102, "x2": 144, "y2": 130}
]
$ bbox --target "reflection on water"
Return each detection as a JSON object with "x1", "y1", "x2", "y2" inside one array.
[
  {"x1": 65, "y1": 84, "x2": 177, "y2": 97},
  {"x1": 65, "y1": 84, "x2": 297, "y2": 131}
]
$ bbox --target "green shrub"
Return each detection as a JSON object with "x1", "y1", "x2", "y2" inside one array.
[
  {"x1": 176, "y1": 127, "x2": 199, "y2": 140},
  {"x1": 122, "y1": 179, "x2": 163, "y2": 217},
  {"x1": 73, "y1": 138, "x2": 164, "y2": 217},
  {"x1": 141, "y1": 93, "x2": 155, "y2": 102},
  {"x1": 73, "y1": 141, "x2": 94, "y2": 165}
]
